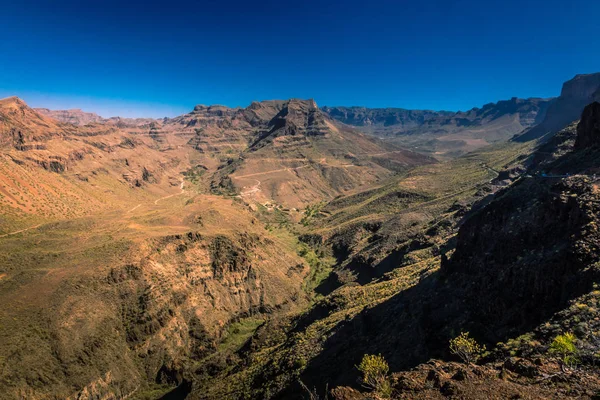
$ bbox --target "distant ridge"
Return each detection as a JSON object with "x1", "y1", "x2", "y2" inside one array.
[
  {"x1": 323, "y1": 97, "x2": 554, "y2": 158},
  {"x1": 35, "y1": 107, "x2": 161, "y2": 127}
]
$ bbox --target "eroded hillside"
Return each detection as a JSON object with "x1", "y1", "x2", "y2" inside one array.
[
  {"x1": 209, "y1": 99, "x2": 434, "y2": 208},
  {"x1": 0, "y1": 96, "x2": 433, "y2": 399}
]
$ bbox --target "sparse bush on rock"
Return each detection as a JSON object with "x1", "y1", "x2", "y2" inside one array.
[
  {"x1": 449, "y1": 332, "x2": 485, "y2": 365},
  {"x1": 357, "y1": 354, "x2": 392, "y2": 398}
]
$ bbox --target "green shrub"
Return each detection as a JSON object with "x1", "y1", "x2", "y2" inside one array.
[
  {"x1": 357, "y1": 354, "x2": 392, "y2": 398},
  {"x1": 549, "y1": 332, "x2": 579, "y2": 368},
  {"x1": 449, "y1": 332, "x2": 485, "y2": 364}
]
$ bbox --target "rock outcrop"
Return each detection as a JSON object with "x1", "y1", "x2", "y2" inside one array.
[{"x1": 575, "y1": 101, "x2": 600, "y2": 149}]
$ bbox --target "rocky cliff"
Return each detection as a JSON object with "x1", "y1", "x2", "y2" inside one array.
[
  {"x1": 516, "y1": 73, "x2": 600, "y2": 142},
  {"x1": 575, "y1": 101, "x2": 600, "y2": 149}
]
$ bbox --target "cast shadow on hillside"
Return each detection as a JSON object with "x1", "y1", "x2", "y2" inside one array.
[
  {"x1": 314, "y1": 241, "x2": 432, "y2": 298},
  {"x1": 159, "y1": 380, "x2": 192, "y2": 399},
  {"x1": 280, "y1": 258, "x2": 597, "y2": 399}
]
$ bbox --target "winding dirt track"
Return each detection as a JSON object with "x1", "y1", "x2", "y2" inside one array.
[
  {"x1": 128, "y1": 204, "x2": 142, "y2": 213},
  {"x1": 231, "y1": 158, "x2": 363, "y2": 181},
  {"x1": 0, "y1": 223, "x2": 43, "y2": 238},
  {"x1": 232, "y1": 164, "x2": 310, "y2": 179},
  {"x1": 240, "y1": 179, "x2": 261, "y2": 196},
  {"x1": 154, "y1": 180, "x2": 185, "y2": 205}
]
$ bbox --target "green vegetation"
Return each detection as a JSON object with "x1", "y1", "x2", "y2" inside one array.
[
  {"x1": 449, "y1": 332, "x2": 485, "y2": 364},
  {"x1": 297, "y1": 243, "x2": 334, "y2": 295},
  {"x1": 218, "y1": 317, "x2": 265, "y2": 353},
  {"x1": 357, "y1": 354, "x2": 392, "y2": 398},
  {"x1": 132, "y1": 384, "x2": 174, "y2": 400},
  {"x1": 301, "y1": 202, "x2": 325, "y2": 226},
  {"x1": 183, "y1": 164, "x2": 206, "y2": 185},
  {"x1": 549, "y1": 332, "x2": 579, "y2": 368},
  {"x1": 257, "y1": 203, "x2": 291, "y2": 231},
  {"x1": 317, "y1": 141, "x2": 535, "y2": 232}
]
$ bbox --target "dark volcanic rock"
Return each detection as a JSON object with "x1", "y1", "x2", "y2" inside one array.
[{"x1": 575, "y1": 101, "x2": 600, "y2": 149}]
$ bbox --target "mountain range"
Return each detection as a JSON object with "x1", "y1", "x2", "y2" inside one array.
[
  {"x1": 38, "y1": 73, "x2": 600, "y2": 162},
  {"x1": 1, "y1": 73, "x2": 600, "y2": 400}
]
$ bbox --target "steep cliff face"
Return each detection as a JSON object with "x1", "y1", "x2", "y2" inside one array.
[
  {"x1": 322, "y1": 97, "x2": 550, "y2": 135},
  {"x1": 561, "y1": 73, "x2": 600, "y2": 101},
  {"x1": 105, "y1": 232, "x2": 307, "y2": 390},
  {"x1": 575, "y1": 102, "x2": 600, "y2": 149},
  {"x1": 516, "y1": 73, "x2": 600, "y2": 141},
  {"x1": 443, "y1": 175, "x2": 600, "y2": 335},
  {"x1": 34, "y1": 108, "x2": 106, "y2": 125},
  {"x1": 251, "y1": 99, "x2": 330, "y2": 147}
]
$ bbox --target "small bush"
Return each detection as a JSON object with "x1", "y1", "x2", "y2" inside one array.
[
  {"x1": 449, "y1": 332, "x2": 485, "y2": 364},
  {"x1": 549, "y1": 332, "x2": 579, "y2": 368},
  {"x1": 357, "y1": 354, "x2": 392, "y2": 398}
]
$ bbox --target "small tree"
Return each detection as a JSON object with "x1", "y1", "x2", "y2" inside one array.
[
  {"x1": 357, "y1": 354, "x2": 392, "y2": 398},
  {"x1": 449, "y1": 332, "x2": 485, "y2": 364},
  {"x1": 549, "y1": 332, "x2": 579, "y2": 369}
]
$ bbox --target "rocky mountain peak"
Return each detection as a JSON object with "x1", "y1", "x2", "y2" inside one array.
[
  {"x1": 575, "y1": 101, "x2": 600, "y2": 149},
  {"x1": 560, "y1": 73, "x2": 600, "y2": 99},
  {"x1": 264, "y1": 98, "x2": 329, "y2": 139},
  {"x1": 0, "y1": 96, "x2": 28, "y2": 110},
  {"x1": 286, "y1": 98, "x2": 318, "y2": 110}
]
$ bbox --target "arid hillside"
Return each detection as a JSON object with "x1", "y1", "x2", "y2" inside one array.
[
  {"x1": 0, "y1": 96, "x2": 432, "y2": 399},
  {"x1": 2, "y1": 74, "x2": 600, "y2": 400},
  {"x1": 0, "y1": 98, "x2": 311, "y2": 399},
  {"x1": 216, "y1": 99, "x2": 434, "y2": 208}
]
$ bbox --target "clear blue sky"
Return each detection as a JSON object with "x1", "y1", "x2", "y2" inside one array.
[{"x1": 1, "y1": 0, "x2": 599, "y2": 117}]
